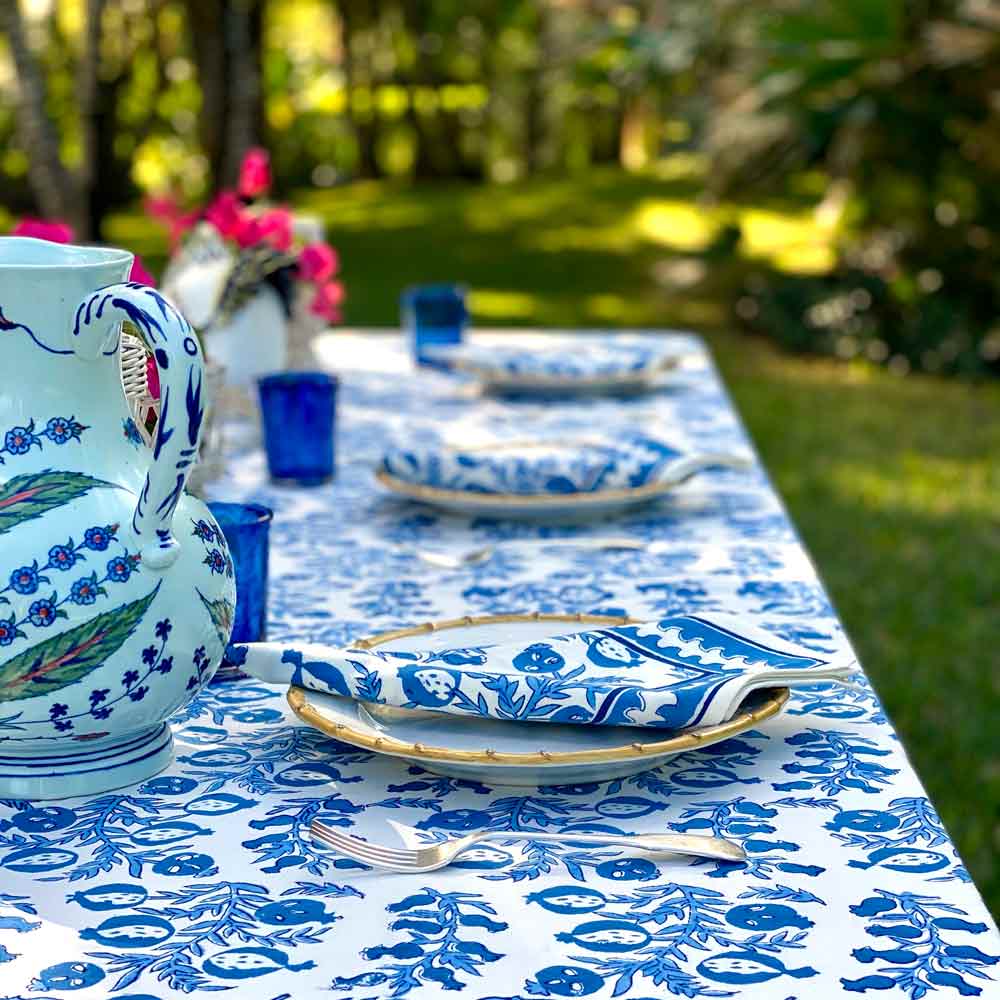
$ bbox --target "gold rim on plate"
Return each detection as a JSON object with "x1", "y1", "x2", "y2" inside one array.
[
  {"x1": 287, "y1": 612, "x2": 789, "y2": 766},
  {"x1": 375, "y1": 468, "x2": 679, "y2": 510}
]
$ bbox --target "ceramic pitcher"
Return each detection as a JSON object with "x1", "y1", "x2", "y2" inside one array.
[{"x1": 0, "y1": 237, "x2": 236, "y2": 799}]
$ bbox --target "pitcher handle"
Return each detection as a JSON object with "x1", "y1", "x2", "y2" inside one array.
[{"x1": 73, "y1": 282, "x2": 205, "y2": 569}]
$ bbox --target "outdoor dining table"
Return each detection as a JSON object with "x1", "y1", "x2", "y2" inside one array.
[{"x1": 1, "y1": 329, "x2": 996, "y2": 999}]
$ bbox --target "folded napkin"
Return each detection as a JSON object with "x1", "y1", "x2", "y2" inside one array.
[{"x1": 230, "y1": 614, "x2": 855, "y2": 730}]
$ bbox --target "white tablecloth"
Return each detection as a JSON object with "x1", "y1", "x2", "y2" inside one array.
[{"x1": 1, "y1": 330, "x2": 996, "y2": 999}]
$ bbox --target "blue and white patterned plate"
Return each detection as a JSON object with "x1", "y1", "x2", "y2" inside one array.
[
  {"x1": 425, "y1": 336, "x2": 685, "y2": 394},
  {"x1": 378, "y1": 435, "x2": 750, "y2": 518},
  {"x1": 234, "y1": 612, "x2": 855, "y2": 732}
]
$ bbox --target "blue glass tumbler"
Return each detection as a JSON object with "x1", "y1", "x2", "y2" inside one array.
[
  {"x1": 257, "y1": 372, "x2": 337, "y2": 485},
  {"x1": 401, "y1": 284, "x2": 468, "y2": 368},
  {"x1": 207, "y1": 502, "x2": 273, "y2": 682}
]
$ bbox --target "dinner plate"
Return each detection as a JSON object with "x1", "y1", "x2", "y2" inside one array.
[
  {"x1": 376, "y1": 438, "x2": 749, "y2": 519},
  {"x1": 283, "y1": 614, "x2": 789, "y2": 784},
  {"x1": 288, "y1": 686, "x2": 787, "y2": 785},
  {"x1": 424, "y1": 337, "x2": 685, "y2": 396}
]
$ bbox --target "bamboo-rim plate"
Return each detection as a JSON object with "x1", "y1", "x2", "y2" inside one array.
[{"x1": 287, "y1": 612, "x2": 789, "y2": 767}]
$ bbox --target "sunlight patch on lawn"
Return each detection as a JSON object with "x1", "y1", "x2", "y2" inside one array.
[
  {"x1": 825, "y1": 456, "x2": 997, "y2": 518},
  {"x1": 526, "y1": 224, "x2": 634, "y2": 253},
  {"x1": 469, "y1": 289, "x2": 538, "y2": 319},
  {"x1": 634, "y1": 200, "x2": 718, "y2": 251},
  {"x1": 584, "y1": 293, "x2": 632, "y2": 322},
  {"x1": 740, "y1": 209, "x2": 836, "y2": 274}
]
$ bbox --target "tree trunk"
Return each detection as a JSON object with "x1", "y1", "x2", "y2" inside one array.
[
  {"x1": 183, "y1": 0, "x2": 262, "y2": 188},
  {"x1": 184, "y1": 0, "x2": 228, "y2": 183},
  {"x1": 221, "y1": 0, "x2": 263, "y2": 185},
  {"x1": 79, "y1": 0, "x2": 108, "y2": 239},
  {"x1": 0, "y1": 4, "x2": 83, "y2": 229}
]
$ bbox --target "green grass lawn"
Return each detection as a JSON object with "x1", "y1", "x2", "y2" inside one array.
[{"x1": 109, "y1": 165, "x2": 1000, "y2": 913}]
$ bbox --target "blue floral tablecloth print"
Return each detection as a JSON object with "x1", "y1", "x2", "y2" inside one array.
[{"x1": 0, "y1": 330, "x2": 996, "y2": 1000}]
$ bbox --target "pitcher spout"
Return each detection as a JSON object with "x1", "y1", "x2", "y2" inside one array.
[{"x1": 0, "y1": 237, "x2": 133, "y2": 359}]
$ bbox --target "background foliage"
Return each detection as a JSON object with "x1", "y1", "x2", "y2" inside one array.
[{"x1": 3, "y1": 0, "x2": 1000, "y2": 375}]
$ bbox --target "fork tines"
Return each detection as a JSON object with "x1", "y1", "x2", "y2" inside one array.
[{"x1": 310, "y1": 819, "x2": 421, "y2": 869}]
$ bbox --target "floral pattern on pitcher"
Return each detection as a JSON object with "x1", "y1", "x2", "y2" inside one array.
[{"x1": 0, "y1": 415, "x2": 87, "y2": 463}]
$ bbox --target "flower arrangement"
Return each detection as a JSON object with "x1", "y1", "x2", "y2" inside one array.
[{"x1": 146, "y1": 147, "x2": 343, "y2": 328}]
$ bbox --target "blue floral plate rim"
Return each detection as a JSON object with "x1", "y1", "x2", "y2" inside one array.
[
  {"x1": 375, "y1": 451, "x2": 749, "y2": 515},
  {"x1": 424, "y1": 339, "x2": 686, "y2": 389}
]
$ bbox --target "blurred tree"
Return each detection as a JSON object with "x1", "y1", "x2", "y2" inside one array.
[
  {"x1": 0, "y1": 2, "x2": 83, "y2": 229},
  {"x1": 183, "y1": 0, "x2": 264, "y2": 186},
  {"x1": 0, "y1": 0, "x2": 175, "y2": 236},
  {"x1": 337, "y1": 0, "x2": 381, "y2": 177},
  {"x1": 711, "y1": 0, "x2": 1000, "y2": 374}
]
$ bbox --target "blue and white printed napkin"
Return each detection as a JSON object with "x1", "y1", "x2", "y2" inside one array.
[{"x1": 232, "y1": 614, "x2": 856, "y2": 730}]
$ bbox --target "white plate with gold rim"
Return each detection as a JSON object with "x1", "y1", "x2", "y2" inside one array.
[
  {"x1": 285, "y1": 614, "x2": 789, "y2": 785},
  {"x1": 288, "y1": 685, "x2": 787, "y2": 786}
]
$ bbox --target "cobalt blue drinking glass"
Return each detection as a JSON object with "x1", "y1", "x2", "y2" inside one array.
[
  {"x1": 257, "y1": 372, "x2": 337, "y2": 485},
  {"x1": 207, "y1": 502, "x2": 273, "y2": 682},
  {"x1": 401, "y1": 284, "x2": 468, "y2": 367}
]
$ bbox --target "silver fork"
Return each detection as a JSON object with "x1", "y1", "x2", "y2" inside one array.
[{"x1": 310, "y1": 819, "x2": 745, "y2": 873}]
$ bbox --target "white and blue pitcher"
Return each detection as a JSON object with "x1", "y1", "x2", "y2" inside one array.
[{"x1": 0, "y1": 237, "x2": 235, "y2": 799}]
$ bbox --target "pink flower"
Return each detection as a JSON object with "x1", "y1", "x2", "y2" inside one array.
[
  {"x1": 12, "y1": 218, "x2": 75, "y2": 243},
  {"x1": 129, "y1": 256, "x2": 156, "y2": 287},
  {"x1": 204, "y1": 190, "x2": 245, "y2": 241},
  {"x1": 298, "y1": 242, "x2": 338, "y2": 283},
  {"x1": 309, "y1": 280, "x2": 344, "y2": 324},
  {"x1": 145, "y1": 194, "x2": 178, "y2": 223},
  {"x1": 238, "y1": 147, "x2": 271, "y2": 200},
  {"x1": 233, "y1": 214, "x2": 265, "y2": 249},
  {"x1": 233, "y1": 208, "x2": 293, "y2": 251},
  {"x1": 145, "y1": 355, "x2": 161, "y2": 400},
  {"x1": 257, "y1": 208, "x2": 293, "y2": 251}
]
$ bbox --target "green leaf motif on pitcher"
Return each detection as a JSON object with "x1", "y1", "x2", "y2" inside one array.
[
  {"x1": 198, "y1": 589, "x2": 236, "y2": 649},
  {"x1": 0, "y1": 586, "x2": 159, "y2": 702},
  {"x1": 0, "y1": 470, "x2": 117, "y2": 536}
]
